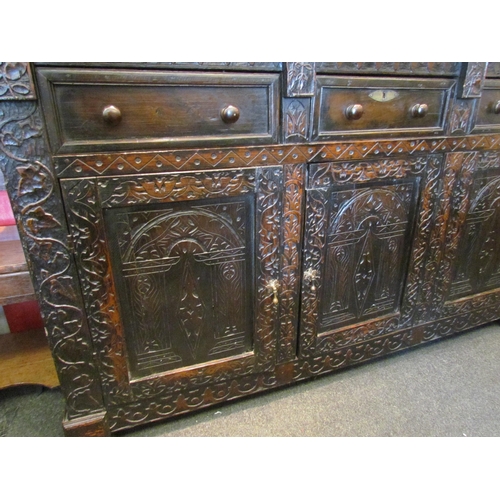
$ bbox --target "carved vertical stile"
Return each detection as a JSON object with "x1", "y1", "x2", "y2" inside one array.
[
  {"x1": 400, "y1": 155, "x2": 444, "y2": 324},
  {"x1": 60, "y1": 177, "x2": 132, "y2": 405},
  {"x1": 432, "y1": 152, "x2": 477, "y2": 312},
  {"x1": 278, "y1": 164, "x2": 305, "y2": 363},
  {"x1": 298, "y1": 187, "x2": 328, "y2": 357},
  {"x1": 0, "y1": 99, "x2": 105, "y2": 420},
  {"x1": 255, "y1": 167, "x2": 283, "y2": 370}
]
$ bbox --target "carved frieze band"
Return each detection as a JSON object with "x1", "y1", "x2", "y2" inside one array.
[
  {"x1": 0, "y1": 100, "x2": 104, "y2": 418},
  {"x1": 53, "y1": 135, "x2": 500, "y2": 178},
  {"x1": 0, "y1": 63, "x2": 36, "y2": 100},
  {"x1": 316, "y1": 62, "x2": 461, "y2": 76},
  {"x1": 285, "y1": 63, "x2": 316, "y2": 97},
  {"x1": 459, "y1": 63, "x2": 488, "y2": 99}
]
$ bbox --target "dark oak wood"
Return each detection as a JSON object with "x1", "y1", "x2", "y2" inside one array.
[
  {"x1": 472, "y1": 79, "x2": 500, "y2": 133},
  {"x1": 3, "y1": 62, "x2": 500, "y2": 436},
  {"x1": 313, "y1": 76, "x2": 454, "y2": 140},
  {"x1": 35, "y1": 68, "x2": 280, "y2": 154}
]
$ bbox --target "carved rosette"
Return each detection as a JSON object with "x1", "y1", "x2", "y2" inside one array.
[
  {"x1": 0, "y1": 100, "x2": 104, "y2": 419},
  {"x1": 0, "y1": 63, "x2": 36, "y2": 100}
]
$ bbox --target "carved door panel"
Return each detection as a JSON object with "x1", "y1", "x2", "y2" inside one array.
[
  {"x1": 60, "y1": 167, "x2": 282, "y2": 406},
  {"x1": 298, "y1": 155, "x2": 444, "y2": 357},
  {"x1": 434, "y1": 152, "x2": 500, "y2": 323}
]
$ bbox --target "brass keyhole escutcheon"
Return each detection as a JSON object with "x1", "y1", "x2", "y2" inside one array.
[{"x1": 267, "y1": 280, "x2": 280, "y2": 305}]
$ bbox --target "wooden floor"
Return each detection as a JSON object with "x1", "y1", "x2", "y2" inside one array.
[
  {"x1": 0, "y1": 328, "x2": 59, "y2": 389},
  {"x1": 1, "y1": 225, "x2": 57, "y2": 389}
]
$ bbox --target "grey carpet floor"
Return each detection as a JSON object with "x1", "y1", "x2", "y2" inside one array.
[{"x1": 1, "y1": 322, "x2": 499, "y2": 437}]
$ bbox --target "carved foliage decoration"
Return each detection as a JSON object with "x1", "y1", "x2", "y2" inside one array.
[
  {"x1": 448, "y1": 99, "x2": 473, "y2": 135},
  {"x1": 277, "y1": 164, "x2": 305, "y2": 363},
  {"x1": 62, "y1": 167, "x2": 282, "y2": 405},
  {"x1": 0, "y1": 100, "x2": 104, "y2": 418},
  {"x1": 0, "y1": 63, "x2": 36, "y2": 100},
  {"x1": 459, "y1": 62, "x2": 488, "y2": 98},
  {"x1": 284, "y1": 99, "x2": 309, "y2": 142},
  {"x1": 285, "y1": 62, "x2": 316, "y2": 97},
  {"x1": 299, "y1": 155, "x2": 444, "y2": 355},
  {"x1": 61, "y1": 177, "x2": 131, "y2": 405}
]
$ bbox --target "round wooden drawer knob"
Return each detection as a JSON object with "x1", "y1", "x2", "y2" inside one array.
[
  {"x1": 220, "y1": 105, "x2": 240, "y2": 124},
  {"x1": 102, "y1": 105, "x2": 122, "y2": 125},
  {"x1": 493, "y1": 101, "x2": 500, "y2": 114},
  {"x1": 411, "y1": 103, "x2": 428, "y2": 118},
  {"x1": 345, "y1": 104, "x2": 364, "y2": 120}
]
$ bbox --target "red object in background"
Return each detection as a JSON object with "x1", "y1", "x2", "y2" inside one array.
[
  {"x1": 3, "y1": 300, "x2": 44, "y2": 333},
  {"x1": 0, "y1": 191, "x2": 16, "y2": 226}
]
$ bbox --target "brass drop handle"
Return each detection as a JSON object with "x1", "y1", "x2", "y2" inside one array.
[
  {"x1": 267, "y1": 280, "x2": 280, "y2": 305},
  {"x1": 304, "y1": 268, "x2": 319, "y2": 291},
  {"x1": 102, "y1": 105, "x2": 122, "y2": 125},
  {"x1": 220, "y1": 105, "x2": 240, "y2": 124},
  {"x1": 411, "y1": 103, "x2": 429, "y2": 118},
  {"x1": 345, "y1": 104, "x2": 364, "y2": 120},
  {"x1": 492, "y1": 101, "x2": 500, "y2": 114}
]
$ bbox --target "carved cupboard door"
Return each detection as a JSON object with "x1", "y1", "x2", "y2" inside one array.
[
  {"x1": 433, "y1": 151, "x2": 500, "y2": 326},
  {"x1": 60, "y1": 167, "x2": 282, "y2": 406},
  {"x1": 298, "y1": 155, "x2": 444, "y2": 357}
]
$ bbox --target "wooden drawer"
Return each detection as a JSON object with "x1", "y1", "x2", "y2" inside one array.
[
  {"x1": 313, "y1": 76, "x2": 454, "y2": 140},
  {"x1": 36, "y1": 68, "x2": 280, "y2": 154},
  {"x1": 472, "y1": 80, "x2": 500, "y2": 132}
]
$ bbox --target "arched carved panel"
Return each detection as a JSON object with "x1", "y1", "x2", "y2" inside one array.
[
  {"x1": 449, "y1": 173, "x2": 500, "y2": 299},
  {"x1": 105, "y1": 199, "x2": 254, "y2": 376}
]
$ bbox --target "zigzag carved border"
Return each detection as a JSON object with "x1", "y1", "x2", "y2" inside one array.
[{"x1": 53, "y1": 134, "x2": 500, "y2": 178}]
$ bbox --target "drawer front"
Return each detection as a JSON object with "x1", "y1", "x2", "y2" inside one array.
[
  {"x1": 36, "y1": 68, "x2": 280, "y2": 154},
  {"x1": 473, "y1": 83, "x2": 500, "y2": 132},
  {"x1": 313, "y1": 76, "x2": 453, "y2": 140}
]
